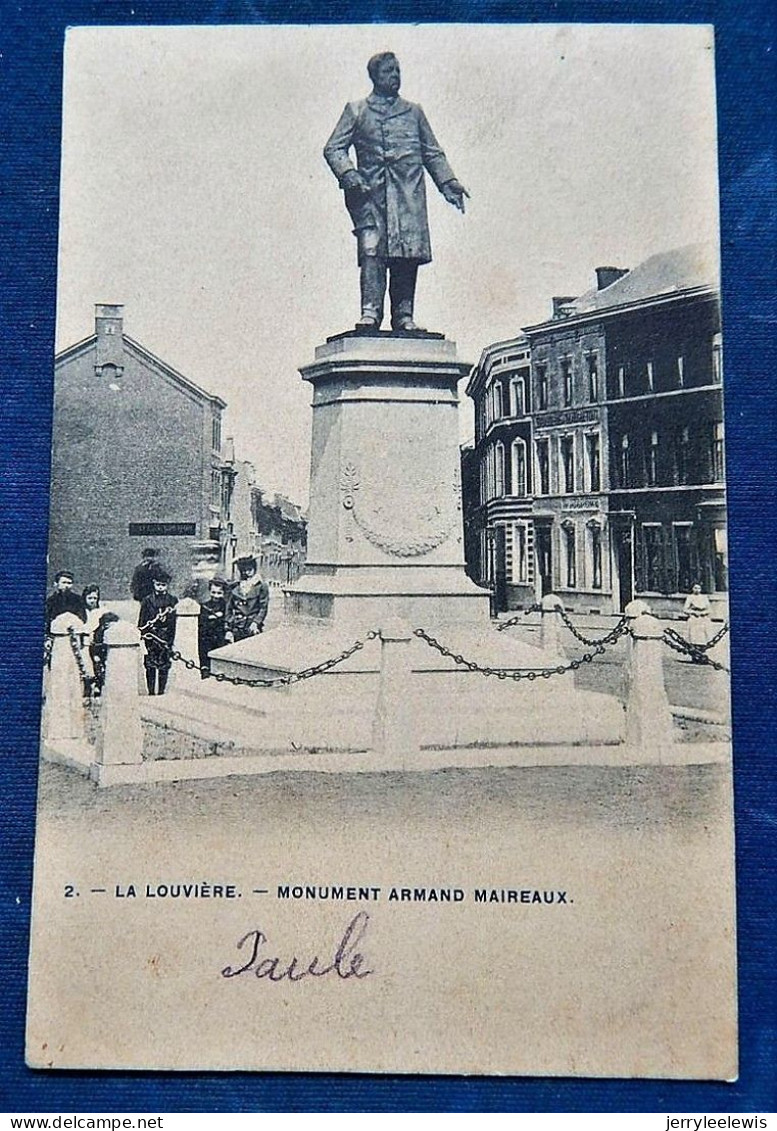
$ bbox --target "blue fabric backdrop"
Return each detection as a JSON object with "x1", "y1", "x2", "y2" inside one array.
[{"x1": 1, "y1": 0, "x2": 775, "y2": 1113}]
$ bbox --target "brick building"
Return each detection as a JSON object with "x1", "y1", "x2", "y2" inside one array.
[
  {"x1": 521, "y1": 277, "x2": 616, "y2": 611},
  {"x1": 594, "y1": 249, "x2": 726, "y2": 615},
  {"x1": 50, "y1": 305, "x2": 229, "y2": 598},
  {"x1": 464, "y1": 244, "x2": 726, "y2": 616}
]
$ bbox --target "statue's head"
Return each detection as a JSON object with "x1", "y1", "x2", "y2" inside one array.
[{"x1": 367, "y1": 52, "x2": 401, "y2": 97}]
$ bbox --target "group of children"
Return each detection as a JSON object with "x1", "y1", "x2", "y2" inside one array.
[
  {"x1": 137, "y1": 554, "x2": 271, "y2": 695},
  {"x1": 45, "y1": 552, "x2": 271, "y2": 699},
  {"x1": 44, "y1": 570, "x2": 117, "y2": 696}
]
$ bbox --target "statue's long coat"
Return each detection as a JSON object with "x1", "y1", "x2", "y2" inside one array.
[{"x1": 324, "y1": 94, "x2": 457, "y2": 264}]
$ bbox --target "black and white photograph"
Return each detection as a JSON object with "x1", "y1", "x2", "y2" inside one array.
[{"x1": 26, "y1": 23, "x2": 735, "y2": 1077}]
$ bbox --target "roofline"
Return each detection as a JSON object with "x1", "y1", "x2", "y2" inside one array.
[
  {"x1": 55, "y1": 332, "x2": 227, "y2": 409},
  {"x1": 54, "y1": 334, "x2": 97, "y2": 364},
  {"x1": 465, "y1": 335, "x2": 531, "y2": 396},
  {"x1": 125, "y1": 337, "x2": 227, "y2": 408},
  {"x1": 523, "y1": 284, "x2": 718, "y2": 335}
]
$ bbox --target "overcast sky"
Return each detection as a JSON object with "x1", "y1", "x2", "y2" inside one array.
[{"x1": 56, "y1": 23, "x2": 720, "y2": 503}]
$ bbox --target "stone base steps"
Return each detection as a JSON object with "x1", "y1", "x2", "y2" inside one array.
[
  {"x1": 88, "y1": 740, "x2": 731, "y2": 787},
  {"x1": 139, "y1": 677, "x2": 628, "y2": 761}
]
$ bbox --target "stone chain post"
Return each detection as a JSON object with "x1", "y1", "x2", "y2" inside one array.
[
  {"x1": 43, "y1": 612, "x2": 88, "y2": 747},
  {"x1": 170, "y1": 596, "x2": 201, "y2": 689},
  {"x1": 372, "y1": 619, "x2": 419, "y2": 767},
  {"x1": 95, "y1": 619, "x2": 144, "y2": 775},
  {"x1": 623, "y1": 597, "x2": 652, "y2": 667},
  {"x1": 626, "y1": 612, "x2": 675, "y2": 758},
  {"x1": 539, "y1": 593, "x2": 565, "y2": 658}
]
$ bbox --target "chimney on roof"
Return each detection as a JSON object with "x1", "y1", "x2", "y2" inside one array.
[
  {"x1": 552, "y1": 296, "x2": 577, "y2": 319},
  {"x1": 595, "y1": 266, "x2": 628, "y2": 291},
  {"x1": 94, "y1": 303, "x2": 124, "y2": 374}
]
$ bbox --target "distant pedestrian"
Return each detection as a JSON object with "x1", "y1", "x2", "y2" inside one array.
[
  {"x1": 226, "y1": 555, "x2": 269, "y2": 641},
  {"x1": 131, "y1": 547, "x2": 164, "y2": 603},
  {"x1": 45, "y1": 570, "x2": 86, "y2": 632},
  {"x1": 197, "y1": 577, "x2": 231, "y2": 679},
  {"x1": 138, "y1": 572, "x2": 178, "y2": 695},
  {"x1": 682, "y1": 582, "x2": 712, "y2": 658}
]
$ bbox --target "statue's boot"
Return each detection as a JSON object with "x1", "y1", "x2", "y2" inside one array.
[
  {"x1": 358, "y1": 256, "x2": 387, "y2": 328},
  {"x1": 389, "y1": 262, "x2": 424, "y2": 331}
]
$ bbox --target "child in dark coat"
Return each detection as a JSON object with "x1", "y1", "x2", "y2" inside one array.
[
  {"x1": 197, "y1": 577, "x2": 232, "y2": 679},
  {"x1": 138, "y1": 572, "x2": 178, "y2": 695}
]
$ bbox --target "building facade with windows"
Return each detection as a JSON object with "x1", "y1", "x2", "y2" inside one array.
[
  {"x1": 463, "y1": 244, "x2": 727, "y2": 616},
  {"x1": 524, "y1": 288, "x2": 612, "y2": 611},
  {"x1": 250, "y1": 489, "x2": 308, "y2": 584},
  {"x1": 50, "y1": 304, "x2": 231, "y2": 598},
  {"x1": 464, "y1": 336, "x2": 534, "y2": 608},
  {"x1": 596, "y1": 253, "x2": 726, "y2": 615}
]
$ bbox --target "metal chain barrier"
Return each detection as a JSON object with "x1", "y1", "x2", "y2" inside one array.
[
  {"x1": 557, "y1": 609, "x2": 630, "y2": 648},
  {"x1": 138, "y1": 605, "x2": 176, "y2": 634},
  {"x1": 662, "y1": 626, "x2": 729, "y2": 672},
  {"x1": 141, "y1": 629, "x2": 379, "y2": 688},
  {"x1": 413, "y1": 627, "x2": 606, "y2": 681},
  {"x1": 66, "y1": 625, "x2": 92, "y2": 690},
  {"x1": 495, "y1": 604, "x2": 542, "y2": 631},
  {"x1": 690, "y1": 620, "x2": 730, "y2": 651}
]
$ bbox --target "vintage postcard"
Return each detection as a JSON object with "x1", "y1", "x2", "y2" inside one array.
[{"x1": 26, "y1": 23, "x2": 736, "y2": 1076}]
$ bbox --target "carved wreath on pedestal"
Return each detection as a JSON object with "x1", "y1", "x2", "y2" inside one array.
[{"x1": 341, "y1": 461, "x2": 461, "y2": 557}]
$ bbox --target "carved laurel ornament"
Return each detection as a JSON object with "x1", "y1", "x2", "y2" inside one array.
[
  {"x1": 340, "y1": 462, "x2": 360, "y2": 509},
  {"x1": 341, "y1": 461, "x2": 459, "y2": 557}
]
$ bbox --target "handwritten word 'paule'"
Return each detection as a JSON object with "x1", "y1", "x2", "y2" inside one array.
[{"x1": 220, "y1": 912, "x2": 374, "y2": 984}]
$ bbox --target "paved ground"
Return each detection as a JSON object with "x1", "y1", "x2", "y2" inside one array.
[
  {"x1": 37, "y1": 753, "x2": 731, "y2": 832},
  {"x1": 503, "y1": 614, "x2": 728, "y2": 702},
  {"x1": 28, "y1": 758, "x2": 737, "y2": 1075}
]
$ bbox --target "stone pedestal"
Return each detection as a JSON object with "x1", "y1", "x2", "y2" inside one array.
[
  {"x1": 207, "y1": 331, "x2": 624, "y2": 759},
  {"x1": 285, "y1": 331, "x2": 489, "y2": 627}
]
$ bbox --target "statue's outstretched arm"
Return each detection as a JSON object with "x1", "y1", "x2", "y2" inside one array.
[
  {"x1": 417, "y1": 106, "x2": 470, "y2": 212},
  {"x1": 417, "y1": 106, "x2": 457, "y2": 190}
]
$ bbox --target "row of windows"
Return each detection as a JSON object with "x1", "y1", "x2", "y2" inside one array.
[
  {"x1": 478, "y1": 371, "x2": 530, "y2": 436},
  {"x1": 479, "y1": 520, "x2": 604, "y2": 590},
  {"x1": 477, "y1": 335, "x2": 722, "y2": 428},
  {"x1": 479, "y1": 422, "x2": 723, "y2": 502},
  {"x1": 535, "y1": 433, "x2": 601, "y2": 496},
  {"x1": 480, "y1": 433, "x2": 602, "y2": 502},
  {"x1": 480, "y1": 437, "x2": 529, "y2": 501},
  {"x1": 475, "y1": 518, "x2": 728, "y2": 596},
  {"x1": 615, "y1": 423, "x2": 724, "y2": 489},
  {"x1": 608, "y1": 335, "x2": 722, "y2": 400},
  {"x1": 535, "y1": 352, "x2": 600, "y2": 410},
  {"x1": 638, "y1": 521, "x2": 728, "y2": 594}
]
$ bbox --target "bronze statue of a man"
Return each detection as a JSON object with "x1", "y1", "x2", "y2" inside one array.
[{"x1": 324, "y1": 52, "x2": 469, "y2": 332}]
